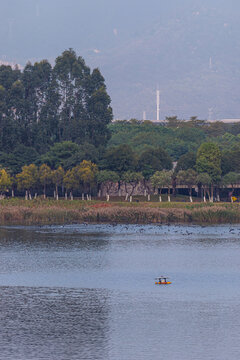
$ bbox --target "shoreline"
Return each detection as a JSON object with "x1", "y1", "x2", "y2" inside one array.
[{"x1": 0, "y1": 198, "x2": 240, "y2": 226}]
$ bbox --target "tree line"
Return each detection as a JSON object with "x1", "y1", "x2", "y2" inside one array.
[
  {"x1": 0, "y1": 140, "x2": 238, "y2": 202},
  {"x1": 0, "y1": 49, "x2": 112, "y2": 155},
  {"x1": 0, "y1": 50, "x2": 240, "y2": 202}
]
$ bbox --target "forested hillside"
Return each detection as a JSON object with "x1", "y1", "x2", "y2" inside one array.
[{"x1": 108, "y1": 118, "x2": 240, "y2": 173}]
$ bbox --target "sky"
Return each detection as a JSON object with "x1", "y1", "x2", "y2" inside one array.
[{"x1": 1, "y1": 0, "x2": 240, "y2": 120}]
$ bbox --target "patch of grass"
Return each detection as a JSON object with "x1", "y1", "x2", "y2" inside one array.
[{"x1": 0, "y1": 197, "x2": 240, "y2": 225}]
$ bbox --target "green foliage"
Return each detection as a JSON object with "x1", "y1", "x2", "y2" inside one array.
[
  {"x1": 51, "y1": 166, "x2": 65, "y2": 188},
  {"x1": 76, "y1": 160, "x2": 98, "y2": 188},
  {"x1": 16, "y1": 164, "x2": 39, "y2": 191},
  {"x1": 196, "y1": 173, "x2": 212, "y2": 186},
  {"x1": 103, "y1": 144, "x2": 137, "y2": 174},
  {"x1": 52, "y1": 166, "x2": 65, "y2": 197},
  {"x1": 39, "y1": 164, "x2": 52, "y2": 196},
  {"x1": 63, "y1": 168, "x2": 79, "y2": 192},
  {"x1": 40, "y1": 141, "x2": 80, "y2": 169},
  {"x1": 222, "y1": 172, "x2": 240, "y2": 187},
  {"x1": 150, "y1": 170, "x2": 172, "y2": 194},
  {"x1": 196, "y1": 142, "x2": 222, "y2": 183},
  {"x1": 204, "y1": 121, "x2": 227, "y2": 137},
  {"x1": 174, "y1": 126, "x2": 205, "y2": 143},
  {"x1": 221, "y1": 144, "x2": 240, "y2": 175},
  {"x1": 97, "y1": 170, "x2": 119, "y2": 184},
  {"x1": 176, "y1": 169, "x2": 197, "y2": 185},
  {"x1": 121, "y1": 171, "x2": 143, "y2": 196},
  {"x1": 176, "y1": 169, "x2": 197, "y2": 195},
  {"x1": 0, "y1": 145, "x2": 39, "y2": 175},
  {"x1": 165, "y1": 116, "x2": 181, "y2": 128},
  {"x1": 63, "y1": 143, "x2": 100, "y2": 169},
  {"x1": 108, "y1": 120, "x2": 204, "y2": 161},
  {"x1": 175, "y1": 152, "x2": 196, "y2": 173},
  {"x1": 0, "y1": 50, "x2": 112, "y2": 155},
  {"x1": 97, "y1": 170, "x2": 119, "y2": 195},
  {"x1": 138, "y1": 146, "x2": 172, "y2": 179},
  {"x1": 121, "y1": 171, "x2": 143, "y2": 183},
  {"x1": 108, "y1": 121, "x2": 175, "y2": 155},
  {"x1": 0, "y1": 169, "x2": 12, "y2": 193},
  {"x1": 64, "y1": 160, "x2": 98, "y2": 193}
]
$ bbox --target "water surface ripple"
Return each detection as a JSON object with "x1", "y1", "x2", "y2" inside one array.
[{"x1": 0, "y1": 224, "x2": 240, "y2": 360}]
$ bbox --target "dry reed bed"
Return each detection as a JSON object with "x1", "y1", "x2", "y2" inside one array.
[{"x1": 0, "y1": 201, "x2": 240, "y2": 225}]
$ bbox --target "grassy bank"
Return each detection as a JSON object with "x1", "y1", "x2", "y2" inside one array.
[{"x1": 0, "y1": 198, "x2": 240, "y2": 225}]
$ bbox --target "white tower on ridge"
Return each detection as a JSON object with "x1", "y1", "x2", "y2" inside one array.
[
  {"x1": 208, "y1": 108, "x2": 213, "y2": 122},
  {"x1": 156, "y1": 89, "x2": 160, "y2": 121},
  {"x1": 209, "y1": 57, "x2": 213, "y2": 70}
]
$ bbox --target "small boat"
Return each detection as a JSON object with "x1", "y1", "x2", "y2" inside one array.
[{"x1": 155, "y1": 276, "x2": 171, "y2": 285}]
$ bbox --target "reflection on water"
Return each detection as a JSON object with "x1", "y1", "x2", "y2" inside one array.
[
  {"x1": 1, "y1": 224, "x2": 240, "y2": 359},
  {"x1": 0, "y1": 286, "x2": 110, "y2": 360}
]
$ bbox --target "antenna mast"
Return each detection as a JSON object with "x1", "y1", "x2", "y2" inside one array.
[{"x1": 156, "y1": 89, "x2": 160, "y2": 121}]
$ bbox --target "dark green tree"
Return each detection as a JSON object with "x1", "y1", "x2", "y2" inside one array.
[
  {"x1": 138, "y1": 147, "x2": 172, "y2": 179},
  {"x1": 196, "y1": 142, "x2": 222, "y2": 201},
  {"x1": 175, "y1": 152, "x2": 196, "y2": 173},
  {"x1": 103, "y1": 144, "x2": 137, "y2": 175},
  {"x1": 40, "y1": 141, "x2": 80, "y2": 169}
]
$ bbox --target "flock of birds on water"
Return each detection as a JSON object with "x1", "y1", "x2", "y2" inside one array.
[{"x1": 34, "y1": 223, "x2": 240, "y2": 238}]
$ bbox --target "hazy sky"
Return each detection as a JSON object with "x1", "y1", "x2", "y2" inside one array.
[
  {"x1": 1, "y1": 0, "x2": 240, "y2": 120},
  {"x1": 1, "y1": 0, "x2": 163, "y2": 62}
]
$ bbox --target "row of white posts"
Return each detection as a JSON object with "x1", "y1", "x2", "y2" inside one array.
[
  {"x1": 22, "y1": 189, "x2": 219, "y2": 203},
  {"x1": 104, "y1": 192, "x2": 171, "y2": 203},
  {"x1": 23, "y1": 191, "x2": 93, "y2": 201}
]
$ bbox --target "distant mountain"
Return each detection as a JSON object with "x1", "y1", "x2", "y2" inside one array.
[
  {"x1": 1, "y1": 0, "x2": 240, "y2": 120},
  {"x1": 94, "y1": 1, "x2": 240, "y2": 120}
]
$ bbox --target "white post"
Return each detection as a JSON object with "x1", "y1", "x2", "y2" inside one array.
[
  {"x1": 70, "y1": 192, "x2": 73, "y2": 200},
  {"x1": 25, "y1": 190, "x2": 28, "y2": 200},
  {"x1": 144, "y1": 189, "x2": 147, "y2": 197},
  {"x1": 190, "y1": 196, "x2": 193, "y2": 203},
  {"x1": 148, "y1": 194, "x2": 150, "y2": 201},
  {"x1": 98, "y1": 190, "x2": 101, "y2": 198},
  {"x1": 56, "y1": 193, "x2": 59, "y2": 201},
  {"x1": 130, "y1": 196, "x2": 132, "y2": 202},
  {"x1": 106, "y1": 194, "x2": 110, "y2": 202},
  {"x1": 168, "y1": 195, "x2": 171, "y2": 202},
  {"x1": 217, "y1": 194, "x2": 220, "y2": 202},
  {"x1": 29, "y1": 193, "x2": 32, "y2": 200},
  {"x1": 82, "y1": 193, "x2": 84, "y2": 201},
  {"x1": 34, "y1": 193, "x2": 37, "y2": 199},
  {"x1": 203, "y1": 196, "x2": 206, "y2": 203},
  {"x1": 125, "y1": 193, "x2": 129, "y2": 201},
  {"x1": 11, "y1": 189, "x2": 14, "y2": 198},
  {"x1": 159, "y1": 195, "x2": 162, "y2": 202}
]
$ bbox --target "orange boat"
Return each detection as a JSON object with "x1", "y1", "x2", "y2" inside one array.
[{"x1": 155, "y1": 276, "x2": 171, "y2": 285}]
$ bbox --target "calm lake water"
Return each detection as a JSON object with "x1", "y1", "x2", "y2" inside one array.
[{"x1": 1, "y1": 224, "x2": 240, "y2": 360}]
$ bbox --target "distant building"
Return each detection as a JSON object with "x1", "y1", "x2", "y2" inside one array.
[{"x1": 219, "y1": 119, "x2": 240, "y2": 123}]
